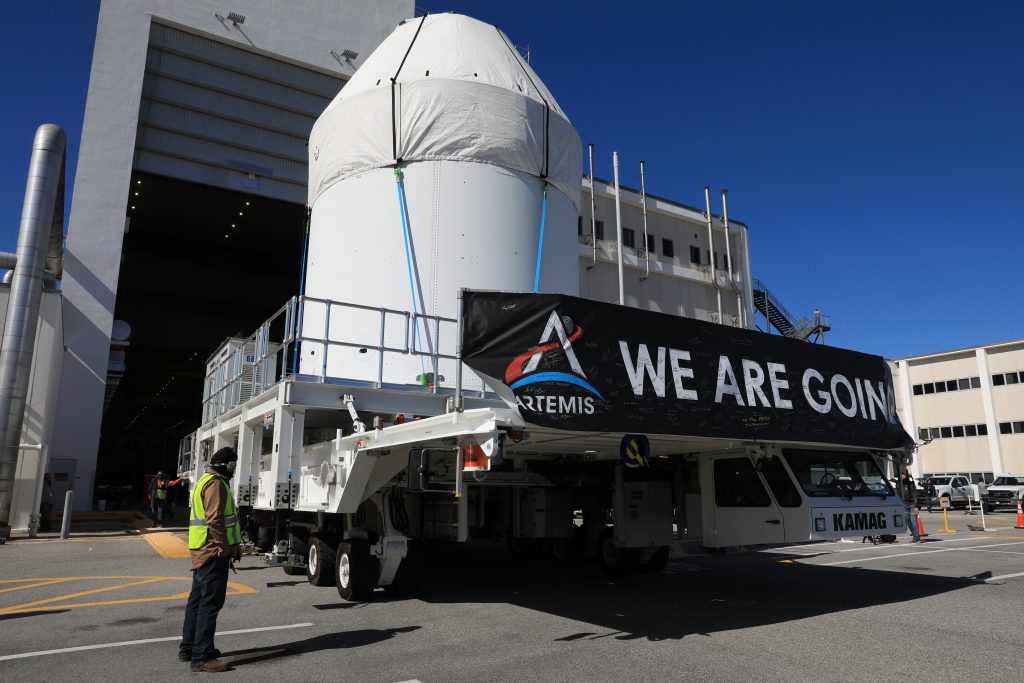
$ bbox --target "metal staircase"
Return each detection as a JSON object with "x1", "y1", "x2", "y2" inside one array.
[{"x1": 752, "y1": 279, "x2": 831, "y2": 342}]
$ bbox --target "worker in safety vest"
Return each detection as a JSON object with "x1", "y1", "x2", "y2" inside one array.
[
  {"x1": 179, "y1": 447, "x2": 241, "y2": 673},
  {"x1": 149, "y1": 470, "x2": 183, "y2": 528}
]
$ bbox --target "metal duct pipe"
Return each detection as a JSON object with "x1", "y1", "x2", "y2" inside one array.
[
  {"x1": 721, "y1": 189, "x2": 742, "y2": 327},
  {"x1": 613, "y1": 151, "x2": 624, "y2": 305},
  {"x1": 704, "y1": 186, "x2": 722, "y2": 323},
  {"x1": 639, "y1": 160, "x2": 650, "y2": 281},
  {"x1": 0, "y1": 124, "x2": 66, "y2": 535},
  {"x1": 587, "y1": 143, "x2": 597, "y2": 270},
  {"x1": 0, "y1": 252, "x2": 17, "y2": 271}
]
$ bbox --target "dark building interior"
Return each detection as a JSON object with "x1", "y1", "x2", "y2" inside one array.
[{"x1": 96, "y1": 172, "x2": 306, "y2": 503}]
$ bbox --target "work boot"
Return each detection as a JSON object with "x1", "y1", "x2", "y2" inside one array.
[
  {"x1": 190, "y1": 658, "x2": 231, "y2": 673},
  {"x1": 180, "y1": 649, "x2": 220, "y2": 662}
]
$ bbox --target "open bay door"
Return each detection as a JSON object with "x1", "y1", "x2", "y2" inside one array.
[{"x1": 702, "y1": 454, "x2": 788, "y2": 548}]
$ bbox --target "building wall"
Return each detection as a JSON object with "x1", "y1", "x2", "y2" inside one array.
[
  {"x1": 0, "y1": 290, "x2": 64, "y2": 533},
  {"x1": 578, "y1": 179, "x2": 753, "y2": 327},
  {"x1": 894, "y1": 340, "x2": 1024, "y2": 480},
  {"x1": 53, "y1": 0, "x2": 414, "y2": 510}
]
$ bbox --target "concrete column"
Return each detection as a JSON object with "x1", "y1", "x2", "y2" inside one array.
[
  {"x1": 895, "y1": 360, "x2": 922, "y2": 479},
  {"x1": 975, "y1": 348, "x2": 1004, "y2": 475}
]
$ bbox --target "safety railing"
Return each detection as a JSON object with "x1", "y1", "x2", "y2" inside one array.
[{"x1": 201, "y1": 295, "x2": 481, "y2": 424}]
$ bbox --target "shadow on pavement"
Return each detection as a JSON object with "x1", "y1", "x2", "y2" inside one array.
[
  {"x1": 407, "y1": 540, "x2": 980, "y2": 642},
  {"x1": 0, "y1": 609, "x2": 70, "y2": 621},
  {"x1": 221, "y1": 626, "x2": 421, "y2": 667}
]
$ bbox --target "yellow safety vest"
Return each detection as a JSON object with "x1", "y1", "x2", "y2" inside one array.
[
  {"x1": 188, "y1": 472, "x2": 241, "y2": 550},
  {"x1": 155, "y1": 479, "x2": 167, "y2": 500}
]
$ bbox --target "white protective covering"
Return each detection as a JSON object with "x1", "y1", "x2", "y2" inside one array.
[{"x1": 308, "y1": 13, "x2": 582, "y2": 209}]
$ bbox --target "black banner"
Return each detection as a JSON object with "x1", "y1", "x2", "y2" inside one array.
[{"x1": 461, "y1": 291, "x2": 913, "y2": 450}]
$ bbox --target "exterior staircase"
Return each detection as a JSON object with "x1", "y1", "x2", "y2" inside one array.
[{"x1": 751, "y1": 279, "x2": 831, "y2": 342}]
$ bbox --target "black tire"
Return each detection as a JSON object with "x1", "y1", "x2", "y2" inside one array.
[
  {"x1": 384, "y1": 540, "x2": 423, "y2": 597},
  {"x1": 336, "y1": 540, "x2": 377, "y2": 601},
  {"x1": 598, "y1": 529, "x2": 638, "y2": 574},
  {"x1": 307, "y1": 537, "x2": 336, "y2": 586},
  {"x1": 640, "y1": 546, "x2": 670, "y2": 573}
]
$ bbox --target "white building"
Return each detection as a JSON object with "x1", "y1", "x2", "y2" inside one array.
[{"x1": 893, "y1": 339, "x2": 1024, "y2": 481}]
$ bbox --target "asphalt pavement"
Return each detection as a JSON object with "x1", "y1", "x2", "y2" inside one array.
[{"x1": 1, "y1": 508, "x2": 1021, "y2": 682}]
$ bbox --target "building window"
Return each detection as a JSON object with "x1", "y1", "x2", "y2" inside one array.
[
  {"x1": 689, "y1": 245, "x2": 701, "y2": 265},
  {"x1": 940, "y1": 426, "x2": 952, "y2": 438},
  {"x1": 719, "y1": 253, "x2": 729, "y2": 270},
  {"x1": 622, "y1": 228, "x2": 635, "y2": 249},
  {"x1": 970, "y1": 376, "x2": 981, "y2": 389},
  {"x1": 946, "y1": 380, "x2": 958, "y2": 391},
  {"x1": 662, "y1": 238, "x2": 674, "y2": 258},
  {"x1": 923, "y1": 383, "x2": 935, "y2": 394},
  {"x1": 913, "y1": 384, "x2": 924, "y2": 396},
  {"x1": 918, "y1": 428, "x2": 929, "y2": 441},
  {"x1": 934, "y1": 382, "x2": 946, "y2": 393},
  {"x1": 958, "y1": 378, "x2": 970, "y2": 390},
  {"x1": 595, "y1": 220, "x2": 605, "y2": 241},
  {"x1": 993, "y1": 374, "x2": 1006, "y2": 386},
  {"x1": 577, "y1": 215, "x2": 583, "y2": 236},
  {"x1": 999, "y1": 422, "x2": 1012, "y2": 434},
  {"x1": 965, "y1": 424, "x2": 977, "y2": 437},
  {"x1": 1006, "y1": 373, "x2": 1020, "y2": 385},
  {"x1": 646, "y1": 233, "x2": 656, "y2": 254},
  {"x1": 978, "y1": 424, "x2": 988, "y2": 436},
  {"x1": 929, "y1": 427, "x2": 942, "y2": 440},
  {"x1": 952, "y1": 425, "x2": 965, "y2": 438},
  {"x1": 1014, "y1": 421, "x2": 1024, "y2": 434}
]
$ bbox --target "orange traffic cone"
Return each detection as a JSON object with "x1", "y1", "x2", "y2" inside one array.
[
  {"x1": 917, "y1": 515, "x2": 928, "y2": 538},
  {"x1": 1016, "y1": 500, "x2": 1024, "y2": 530}
]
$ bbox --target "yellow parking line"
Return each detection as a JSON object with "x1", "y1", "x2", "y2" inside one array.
[
  {"x1": 0, "y1": 578, "x2": 164, "y2": 614},
  {"x1": 141, "y1": 531, "x2": 190, "y2": 558},
  {"x1": 0, "y1": 576, "x2": 258, "y2": 615},
  {"x1": 0, "y1": 578, "x2": 77, "y2": 594}
]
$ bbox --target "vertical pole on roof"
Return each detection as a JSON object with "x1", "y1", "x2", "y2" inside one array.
[
  {"x1": 613, "y1": 152, "x2": 624, "y2": 306},
  {"x1": 639, "y1": 160, "x2": 650, "y2": 281},
  {"x1": 587, "y1": 144, "x2": 597, "y2": 270},
  {"x1": 704, "y1": 186, "x2": 722, "y2": 324},
  {"x1": 721, "y1": 189, "x2": 741, "y2": 327}
]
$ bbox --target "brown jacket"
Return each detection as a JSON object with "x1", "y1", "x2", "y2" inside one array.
[{"x1": 190, "y1": 468, "x2": 240, "y2": 570}]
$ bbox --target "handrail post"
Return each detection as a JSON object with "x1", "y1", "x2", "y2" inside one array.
[
  {"x1": 377, "y1": 308, "x2": 386, "y2": 388},
  {"x1": 321, "y1": 302, "x2": 332, "y2": 381},
  {"x1": 454, "y1": 289, "x2": 464, "y2": 412}
]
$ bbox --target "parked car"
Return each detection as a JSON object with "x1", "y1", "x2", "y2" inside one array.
[
  {"x1": 918, "y1": 475, "x2": 973, "y2": 507},
  {"x1": 984, "y1": 475, "x2": 1024, "y2": 509}
]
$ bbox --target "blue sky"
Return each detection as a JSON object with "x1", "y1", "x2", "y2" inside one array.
[{"x1": 1, "y1": 1, "x2": 1021, "y2": 359}]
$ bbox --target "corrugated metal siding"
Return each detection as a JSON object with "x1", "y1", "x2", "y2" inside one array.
[{"x1": 136, "y1": 23, "x2": 344, "y2": 203}]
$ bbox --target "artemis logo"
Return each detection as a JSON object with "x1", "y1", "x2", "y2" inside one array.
[{"x1": 504, "y1": 311, "x2": 604, "y2": 401}]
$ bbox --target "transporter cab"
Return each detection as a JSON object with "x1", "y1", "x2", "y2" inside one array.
[{"x1": 180, "y1": 291, "x2": 915, "y2": 600}]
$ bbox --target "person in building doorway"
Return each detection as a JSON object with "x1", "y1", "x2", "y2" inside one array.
[
  {"x1": 179, "y1": 447, "x2": 241, "y2": 673},
  {"x1": 39, "y1": 473, "x2": 54, "y2": 533},
  {"x1": 896, "y1": 471, "x2": 921, "y2": 542},
  {"x1": 149, "y1": 469, "x2": 183, "y2": 528}
]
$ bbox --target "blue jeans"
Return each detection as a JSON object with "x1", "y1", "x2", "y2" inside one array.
[
  {"x1": 180, "y1": 557, "x2": 229, "y2": 664},
  {"x1": 906, "y1": 505, "x2": 920, "y2": 541}
]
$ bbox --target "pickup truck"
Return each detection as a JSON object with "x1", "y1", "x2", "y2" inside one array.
[
  {"x1": 983, "y1": 475, "x2": 1024, "y2": 509},
  {"x1": 917, "y1": 475, "x2": 973, "y2": 507}
]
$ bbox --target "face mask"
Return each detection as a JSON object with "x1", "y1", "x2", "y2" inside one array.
[{"x1": 213, "y1": 461, "x2": 237, "y2": 478}]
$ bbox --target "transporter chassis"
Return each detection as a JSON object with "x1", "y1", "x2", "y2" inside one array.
[{"x1": 182, "y1": 295, "x2": 910, "y2": 601}]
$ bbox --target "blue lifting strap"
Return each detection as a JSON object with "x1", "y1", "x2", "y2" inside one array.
[
  {"x1": 533, "y1": 182, "x2": 549, "y2": 293},
  {"x1": 394, "y1": 168, "x2": 427, "y2": 377}
]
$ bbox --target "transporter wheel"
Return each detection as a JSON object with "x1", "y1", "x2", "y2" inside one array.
[
  {"x1": 384, "y1": 540, "x2": 423, "y2": 598},
  {"x1": 640, "y1": 546, "x2": 670, "y2": 573},
  {"x1": 336, "y1": 540, "x2": 377, "y2": 602},
  {"x1": 307, "y1": 537, "x2": 336, "y2": 587},
  {"x1": 598, "y1": 529, "x2": 638, "y2": 574}
]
